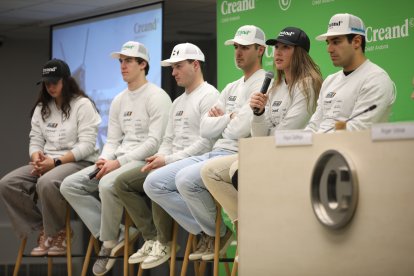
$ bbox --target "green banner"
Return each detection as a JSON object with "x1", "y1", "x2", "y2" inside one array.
[{"x1": 217, "y1": 0, "x2": 414, "y2": 121}]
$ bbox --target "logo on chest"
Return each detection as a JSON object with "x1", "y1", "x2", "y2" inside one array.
[
  {"x1": 175, "y1": 110, "x2": 184, "y2": 116},
  {"x1": 123, "y1": 111, "x2": 133, "y2": 117},
  {"x1": 47, "y1": 123, "x2": 58, "y2": 128},
  {"x1": 326, "y1": 92, "x2": 336, "y2": 98}
]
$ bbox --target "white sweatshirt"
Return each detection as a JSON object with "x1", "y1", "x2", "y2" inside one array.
[
  {"x1": 99, "y1": 82, "x2": 172, "y2": 165},
  {"x1": 157, "y1": 82, "x2": 219, "y2": 164},
  {"x1": 200, "y1": 69, "x2": 266, "y2": 152},
  {"x1": 306, "y1": 60, "x2": 396, "y2": 133},
  {"x1": 252, "y1": 77, "x2": 316, "y2": 136},
  {"x1": 29, "y1": 97, "x2": 101, "y2": 163}
]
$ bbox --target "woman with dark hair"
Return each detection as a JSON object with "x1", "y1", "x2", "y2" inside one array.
[{"x1": 0, "y1": 59, "x2": 101, "y2": 256}]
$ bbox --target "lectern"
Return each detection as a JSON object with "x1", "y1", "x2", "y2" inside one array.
[{"x1": 238, "y1": 129, "x2": 414, "y2": 275}]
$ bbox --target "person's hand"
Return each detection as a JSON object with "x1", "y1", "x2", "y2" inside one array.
[
  {"x1": 30, "y1": 154, "x2": 54, "y2": 176},
  {"x1": 141, "y1": 155, "x2": 166, "y2": 172},
  {"x1": 411, "y1": 91, "x2": 414, "y2": 100},
  {"x1": 96, "y1": 159, "x2": 120, "y2": 180},
  {"x1": 208, "y1": 106, "x2": 225, "y2": 117},
  {"x1": 250, "y1": 92, "x2": 268, "y2": 114}
]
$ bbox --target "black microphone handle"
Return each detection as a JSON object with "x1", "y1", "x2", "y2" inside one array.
[{"x1": 253, "y1": 77, "x2": 272, "y2": 115}]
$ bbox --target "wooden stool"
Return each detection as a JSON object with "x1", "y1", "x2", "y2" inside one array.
[
  {"x1": 180, "y1": 232, "x2": 204, "y2": 276},
  {"x1": 230, "y1": 221, "x2": 238, "y2": 276},
  {"x1": 213, "y1": 203, "x2": 231, "y2": 276},
  {"x1": 13, "y1": 203, "x2": 73, "y2": 276},
  {"x1": 81, "y1": 234, "x2": 100, "y2": 276}
]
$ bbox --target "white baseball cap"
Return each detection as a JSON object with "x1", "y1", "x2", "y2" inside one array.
[
  {"x1": 161, "y1": 43, "x2": 205, "y2": 67},
  {"x1": 316, "y1": 13, "x2": 366, "y2": 41},
  {"x1": 224, "y1": 25, "x2": 266, "y2": 46},
  {"x1": 111, "y1": 41, "x2": 150, "y2": 62}
]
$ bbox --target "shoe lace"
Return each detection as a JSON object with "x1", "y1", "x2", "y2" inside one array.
[
  {"x1": 140, "y1": 240, "x2": 154, "y2": 254},
  {"x1": 196, "y1": 234, "x2": 210, "y2": 252},
  {"x1": 37, "y1": 229, "x2": 46, "y2": 245},
  {"x1": 149, "y1": 241, "x2": 167, "y2": 257},
  {"x1": 205, "y1": 236, "x2": 215, "y2": 253},
  {"x1": 95, "y1": 247, "x2": 111, "y2": 266},
  {"x1": 52, "y1": 230, "x2": 66, "y2": 247}
]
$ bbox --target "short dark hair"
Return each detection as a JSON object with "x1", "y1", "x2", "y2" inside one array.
[
  {"x1": 135, "y1": 57, "x2": 149, "y2": 75},
  {"x1": 346, "y1": 34, "x2": 366, "y2": 53},
  {"x1": 254, "y1": 44, "x2": 264, "y2": 64},
  {"x1": 187, "y1": 59, "x2": 205, "y2": 76}
]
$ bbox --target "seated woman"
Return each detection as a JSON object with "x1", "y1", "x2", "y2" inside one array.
[
  {"x1": 0, "y1": 59, "x2": 101, "y2": 256},
  {"x1": 201, "y1": 26, "x2": 322, "y2": 228}
]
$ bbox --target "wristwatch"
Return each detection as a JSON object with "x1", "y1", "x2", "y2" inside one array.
[{"x1": 54, "y1": 158, "x2": 62, "y2": 167}]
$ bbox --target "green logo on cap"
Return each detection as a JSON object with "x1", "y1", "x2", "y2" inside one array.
[
  {"x1": 123, "y1": 45, "x2": 135, "y2": 50},
  {"x1": 237, "y1": 30, "x2": 251, "y2": 36}
]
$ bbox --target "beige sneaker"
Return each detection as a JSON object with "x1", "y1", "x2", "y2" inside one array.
[
  {"x1": 31, "y1": 229, "x2": 53, "y2": 256},
  {"x1": 201, "y1": 227, "x2": 234, "y2": 261},
  {"x1": 189, "y1": 233, "x2": 213, "y2": 261},
  {"x1": 48, "y1": 229, "x2": 71, "y2": 256}
]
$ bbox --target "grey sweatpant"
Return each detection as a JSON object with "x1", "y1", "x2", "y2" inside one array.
[{"x1": 0, "y1": 161, "x2": 91, "y2": 238}]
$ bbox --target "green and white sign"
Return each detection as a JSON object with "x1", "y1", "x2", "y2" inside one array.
[{"x1": 217, "y1": 0, "x2": 414, "y2": 121}]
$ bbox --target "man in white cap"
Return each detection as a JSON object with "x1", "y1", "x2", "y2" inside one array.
[
  {"x1": 60, "y1": 41, "x2": 172, "y2": 276},
  {"x1": 113, "y1": 42, "x2": 219, "y2": 269},
  {"x1": 306, "y1": 13, "x2": 395, "y2": 132},
  {"x1": 144, "y1": 25, "x2": 267, "y2": 261}
]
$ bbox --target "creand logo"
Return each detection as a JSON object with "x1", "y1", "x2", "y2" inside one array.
[
  {"x1": 221, "y1": 0, "x2": 255, "y2": 15},
  {"x1": 366, "y1": 18, "x2": 412, "y2": 42},
  {"x1": 279, "y1": 31, "x2": 295, "y2": 37},
  {"x1": 43, "y1": 66, "x2": 57, "y2": 74},
  {"x1": 328, "y1": 20, "x2": 343, "y2": 29},
  {"x1": 134, "y1": 18, "x2": 157, "y2": 33}
]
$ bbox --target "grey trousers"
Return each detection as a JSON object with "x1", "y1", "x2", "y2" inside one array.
[
  {"x1": 114, "y1": 166, "x2": 173, "y2": 244},
  {"x1": 0, "y1": 161, "x2": 91, "y2": 238}
]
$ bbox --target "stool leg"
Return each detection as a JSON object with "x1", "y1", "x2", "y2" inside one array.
[
  {"x1": 213, "y1": 204, "x2": 221, "y2": 276},
  {"x1": 47, "y1": 257, "x2": 53, "y2": 276},
  {"x1": 224, "y1": 253, "x2": 231, "y2": 276},
  {"x1": 13, "y1": 237, "x2": 27, "y2": 276},
  {"x1": 81, "y1": 235, "x2": 96, "y2": 276},
  {"x1": 66, "y1": 205, "x2": 73, "y2": 276},
  {"x1": 231, "y1": 221, "x2": 238, "y2": 276},
  {"x1": 137, "y1": 264, "x2": 143, "y2": 276},
  {"x1": 180, "y1": 233, "x2": 193, "y2": 276},
  {"x1": 170, "y1": 221, "x2": 178, "y2": 276},
  {"x1": 192, "y1": 237, "x2": 201, "y2": 276},
  {"x1": 231, "y1": 246, "x2": 238, "y2": 276},
  {"x1": 124, "y1": 211, "x2": 132, "y2": 276}
]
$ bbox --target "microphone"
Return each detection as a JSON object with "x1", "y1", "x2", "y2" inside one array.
[
  {"x1": 253, "y1": 71, "x2": 274, "y2": 115},
  {"x1": 324, "y1": 104, "x2": 377, "y2": 133},
  {"x1": 88, "y1": 167, "x2": 101, "y2": 179}
]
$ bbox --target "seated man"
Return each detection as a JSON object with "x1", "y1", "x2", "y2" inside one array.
[
  {"x1": 60, "y1": 41, "x2": 172, "y2": 276},
  {"x1": 114, "y1": 43, "x2": 219, "y2": 269},
  {"x1": 306, "y1": 13, "x2": 396, "y2": 132}
]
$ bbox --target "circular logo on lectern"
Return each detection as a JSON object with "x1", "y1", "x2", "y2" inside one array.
[{"x1": 310, "y1": 150, "x2": 358, "y2": 229}]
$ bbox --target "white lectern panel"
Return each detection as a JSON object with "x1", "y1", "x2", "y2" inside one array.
[{"x1": 238, "y1": 130, "x2": 414, "y2": 275}]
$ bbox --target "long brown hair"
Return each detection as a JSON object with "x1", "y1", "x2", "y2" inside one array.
[
  {"x1": 31, "y1": 76, "x2": 97, "y2": 121},
  {"x1": 273, "y1": 46, "x2": 323, "y2": 113}
]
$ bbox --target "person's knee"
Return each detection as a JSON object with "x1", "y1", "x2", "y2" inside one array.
[
  {"x1": 36, "y1": 176, "x2": 53, "y2": 196},
  {"x1": 176, "y1": 170, "x2": 195, "y2": 196},
  {"x1": 113, "y1": 174, "x2": 127, "y2": 195},
  {"x1": 60, "y1": 175, "x2": 75, "y2": 196}
]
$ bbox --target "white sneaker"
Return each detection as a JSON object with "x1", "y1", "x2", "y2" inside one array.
[
  {"x1": 141, "y1": 241, "x2": 171, "y2": 269},
  {"x1": 189, "y1": 233, "x2": 213, "y2": 261},
  {"x1": 128, "y1": 240, "x2": 154, "y2": 264}
]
